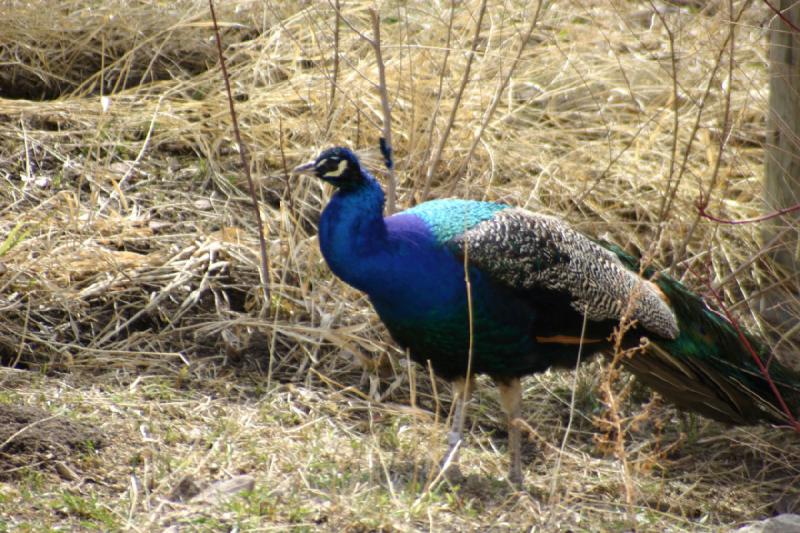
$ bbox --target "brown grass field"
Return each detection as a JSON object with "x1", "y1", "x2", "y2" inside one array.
[{"x1": 1, "y1": 0, "x2": 799, "y2": 531}]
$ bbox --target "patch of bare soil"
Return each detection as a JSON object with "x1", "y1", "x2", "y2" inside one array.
[{"x1": 0, "y1": 404, "x2": 105, "y2": 478}]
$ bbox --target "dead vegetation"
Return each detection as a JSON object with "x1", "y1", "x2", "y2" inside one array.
[{"x1": 0, "y1": 0, "x2": 798, "y2": 531}]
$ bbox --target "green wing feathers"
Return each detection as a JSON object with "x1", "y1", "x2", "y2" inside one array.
[{"x1": 607, "y1": 244, "x2": 800, "y2": 425}]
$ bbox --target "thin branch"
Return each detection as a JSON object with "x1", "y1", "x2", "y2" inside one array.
[
  {"x1": 369, "y1": 8, "x2": 397, "y2": 214},
  {"x1": 713, "y1": 226, "x2": 794, "y2": 291},
  {"x1": 762, "y1": 0, "x2": 800, "y2": 33},
  {"x1": 421, "y1": 0, "x2": 488, "y2": 201},
  {"x1": 336, "y1": 3, "x2": 372, "y2": 41},
  {"x1": 456, "y1": 225, "x2": 475, "y2": 458},
  {"x1": 649, "y1": 0, "x2": 735, "y2": 268},
  {"x1": 278, "y1": 115, "x2": 293, "y2": 212},
  {"x1": 271, "y1": 1, "x2": 380, "y2": 139},
  {"x1": 547, "y1": 306, "x2": 588, "y2": 510},
  {"x1": 447, "y1": 1, "x2": 543, "y2": 195},
  {"x1": 650, "y1": 1, "x2": 680, "y2": 235},
  {"x1": 209, "y1": 0, "x2": 270, "y2": 306},
  {"x1": 337, "y1": 6, "x2": 397, "y2": 212},
  {"x1": 420, "y1": 0, "x2": 456, "y2": 190},
  {"x1": 676, "y1": 0, "x2": 745, "y2": 260},
  {"x1": 325, "y1": 0, "x2": 341, "y2": 135},
  {"x1": 697, "y1": 196, "x2": 800, "y2": 225}
]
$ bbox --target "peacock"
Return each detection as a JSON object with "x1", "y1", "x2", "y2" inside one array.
[{"x1": 294, "y1": 146, "x2": 800, "y2": 485}]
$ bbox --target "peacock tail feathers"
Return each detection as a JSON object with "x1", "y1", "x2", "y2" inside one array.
[{"x1": 604, "y1": 242, "x2": 800, "y2": 426}]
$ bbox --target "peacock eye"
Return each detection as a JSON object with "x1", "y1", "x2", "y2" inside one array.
[{"x1": 321, "y1": 159, "x2": 349, "y2": 178}]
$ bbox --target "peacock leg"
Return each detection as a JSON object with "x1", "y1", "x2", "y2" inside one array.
[
  {"x1": 443, "y1": 376, "x2": 474, "y2": 471},
  {"x1": 495, "y1": 376, "x2": 523, "y2": 486}
]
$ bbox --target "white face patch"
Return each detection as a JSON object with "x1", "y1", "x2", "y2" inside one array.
[
  {"x1": 322, "y1": 159, "x2": 348, "y2": 178},
  {"x1": 315, "y1": 158, "x2": 328, "y2": 168}
]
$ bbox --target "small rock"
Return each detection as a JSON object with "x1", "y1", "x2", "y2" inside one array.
[
  {"x1": 193, "y1": 199, "x2": 213, "y2": 210},
  {"x1": 148, "y1": 220, "x2": 172, "y2": 233},
  {"x1": 735, "y1": 514, "x2": 800, "y2": 533},
  {"x1": 0, "y1": 482, "x2": 20, "y2": 500},
  {"x1": 776, "y1": 492, "x2": 800, "y2": 514},
  {"x1": 54, "y1": 461, "x2": 80, "y2": 481},
  {"x1": 190, "y1": 475, "x2": 255, "y2": 505},
  {"x1": 167, "y1": 475, "x2": 202, "y2": 502}
]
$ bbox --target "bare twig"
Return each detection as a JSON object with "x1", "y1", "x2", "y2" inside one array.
[
  {"x1": 676, "y1": 0, "x2": 745, "y2": 259},
  {"x1": 419, "y1": 0, "x2": 456, "y2": 190},
  {"x1": 369, "y1": 8, "x2": 397, "y2": 214},
  {"x1": 650, "y1": 2, "x2": 680, "y2": 235},
  {"x1": 547, "y1": 306, "x2": 588, "y2": 512},
  {"x1": 762, "y1": 0, "x2": 800, "y2": 33},
  {"x1": 209, "y1": 0, "x2": 270, "y2": 306},
  {"x1": 337, "y1": 7, "x2": 397, "y2": 211},
  {"x1": 698, "y1": 197, "x2": 800, "y2": 225},
  {"x1": 278, "y1": 115, "x2": 294, "y2": 212},
  {"x1": 447, "y1": 1, "x2": 543, "y2": 195},
  {"x1": 325, "y1": 0, "x2": 341, "y2": 135},
  {"x1": 650, "y1": 0, "x2": 736, "y2": 268},
  {"x1": 713, "y1": 227, "x2": 794, "y2": 291},
  {"x1": 99, "y1": 95, "x2": 163, "y2": 214},
  {"x1": 421, "y1": 0, "x2": 488, "y2": 201},
  {"x1": 462, "y1": 230, "x2": 475, "y2": 430}
]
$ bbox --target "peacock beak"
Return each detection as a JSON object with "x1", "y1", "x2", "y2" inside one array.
[{"x1": 292, "y1": 160, "x2": 316, "y2": 176}]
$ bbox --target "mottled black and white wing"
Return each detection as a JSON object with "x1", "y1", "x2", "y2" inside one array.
[{"x1": 448, "y1": 208, "x2": 679, "y2": 339}]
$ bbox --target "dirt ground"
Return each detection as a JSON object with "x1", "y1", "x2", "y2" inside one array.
[{"x1": 0, "y1": 403, "x2": 105, "y2": 477}]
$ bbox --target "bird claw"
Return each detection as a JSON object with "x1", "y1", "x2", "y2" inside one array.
[
  {"x1": 508, "y1": 470, "x2": 524, "y2": 489},
  {"x1": 440, "y1": 462, "x2": 466, "y2": 485},
  {"x1": 438, "y1": 431, "x2": 465, "y2": 484},
  {"x1": 446, "y1": 430, "x2": 462, "y2": 449}
]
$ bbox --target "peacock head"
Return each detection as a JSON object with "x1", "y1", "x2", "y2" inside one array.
[{"x1": 293, "y1": 146, "x2": 366, "y2": 189}]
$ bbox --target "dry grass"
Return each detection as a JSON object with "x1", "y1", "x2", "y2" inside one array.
[{"x1": 0, "y1": 0, "x2": 799, "y2": 531}]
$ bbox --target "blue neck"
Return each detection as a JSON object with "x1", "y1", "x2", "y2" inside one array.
[{"x1": 318, "y1": 171, "x2": 387, "y2": 291}]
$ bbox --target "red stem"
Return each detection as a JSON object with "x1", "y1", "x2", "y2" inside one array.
[
  {"x1": 694, "y1": 268, "x2": 800, "y2": 431},
  {"x1": 208, "y1": 0, "x2": 271, "y2": 303},
  {"x1": 696, "y1": 193, "x2": 800, "y2": 225},
  {"x1": 762, "y1": 0, "x2": 800, "y2": 33}
]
